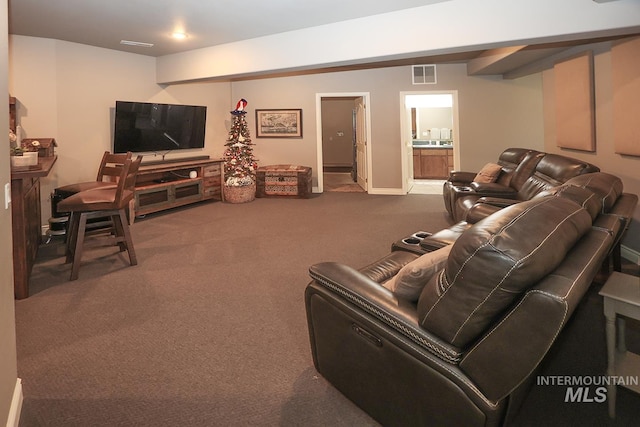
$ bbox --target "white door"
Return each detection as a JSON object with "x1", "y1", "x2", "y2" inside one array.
[{"x1": 355, "y1": 98, "x2": 368, "y2": 190}]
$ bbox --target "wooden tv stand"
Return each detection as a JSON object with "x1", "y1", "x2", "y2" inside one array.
[{"x1": 134, "y1": 157, "x2": 223, "y2": 216}]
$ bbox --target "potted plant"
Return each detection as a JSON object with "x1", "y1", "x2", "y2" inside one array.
[{"x1": 222, "y1": 99, "x2": 258, "y2": 203}]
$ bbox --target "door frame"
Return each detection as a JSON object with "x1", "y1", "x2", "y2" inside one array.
[
  {"x1": 315, "y1": 92, "x2": 372, "y2": 193},
  {"x1": 399, "y1": 90, "x2": 460, "y2": 194}
]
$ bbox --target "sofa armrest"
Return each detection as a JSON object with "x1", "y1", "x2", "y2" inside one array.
[
  {"x1": 475, "y1": 196, "x2": 521, "y2": 208},
  {"x1": 308, "y1": 262, "x2": 463, "y2": 363},
  {"x1": 465, "y1": 203, "x2": 501, "y2": 223},
  {"x1": 469, "y1": 182, "x2": 518, "y2": 196},
  {"x1": 448, "y1": 171, "x2": 476, "y2": 183},
  {"x1": 463, "y1": 197, "x2": 521, "y2": 223},
  {"x1": 609, "y1": 193, "x2": 639, "y2": 227}
]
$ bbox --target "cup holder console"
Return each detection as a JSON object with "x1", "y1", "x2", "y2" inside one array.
[
  {"x1": 455, "y1": 186, "x2": 473, "y2": 192},
  {"x1": 393, "y1": 231, "x2": 432, "y2": 255},
  {"x1": 402, "y1": 237, "x2": 421, "y2": 245}
]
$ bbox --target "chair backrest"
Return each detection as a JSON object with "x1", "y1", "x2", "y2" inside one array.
[
  {"x1": 113, "y1": 155, "x2": 143, "y2": 208},
  {"x1": 96, "y1": 151, "x2": 132, "y2": 182},
  {"x1": 494, "y1": 148, "x2": 538, "y2": 187},
  {"x1": 516, "y1": 153, "x2": 600, "y2": 201}
]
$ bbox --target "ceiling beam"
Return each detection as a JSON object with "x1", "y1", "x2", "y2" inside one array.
[{"x1": 466, "y1": 46, "x2": 527, "y2": 76}]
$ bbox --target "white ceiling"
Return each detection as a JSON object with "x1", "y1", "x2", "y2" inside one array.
[
  {"x1": 8, "y1": 0, "x2": 449, "y2": 57},
  {"x1": 7, "y1": 0, "x2": 639, "y2": 78}
]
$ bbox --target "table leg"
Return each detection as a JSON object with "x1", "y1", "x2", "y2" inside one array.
[
  {"x1": 617, "y1": 317, "x2": 626, "y2": 352},
  {"x1": 605, "y1": 313, "x2": 617, "y2": 418}
]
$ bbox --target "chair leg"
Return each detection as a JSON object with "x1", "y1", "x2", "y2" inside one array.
[
  {"x1": 117, "y1": 209, "x2": 137, "y2": 266},
  {"x1": 70, "y1": 213, "x2": 88, "y2": 281},
  {"x1": 111, "y1": 212, "x2": 127, "y2": 252},
  {"x1": 65, "y1": 212, "x2": 80, "y2": 263}
]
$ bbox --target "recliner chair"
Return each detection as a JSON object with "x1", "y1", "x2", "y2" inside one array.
[{"x1": 305, "y1": 192, "x2": 618, "y2": 426}]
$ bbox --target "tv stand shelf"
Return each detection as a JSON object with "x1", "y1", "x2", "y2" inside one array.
[{"x1": 134, "y1": 157, "x2": 223, "y2": 216}]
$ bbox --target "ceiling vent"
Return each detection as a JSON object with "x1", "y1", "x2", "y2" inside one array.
[{"x1": 412, "y1": 65, "x2": 437, "y2": 85}]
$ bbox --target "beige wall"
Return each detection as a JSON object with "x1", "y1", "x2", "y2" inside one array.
[
  {"x1": 1, "y1": 1, "x2": 19, "y2": 424},
  {"x1": 543, "y1": 38, "x2": 640, "y2": 253},
  {"x1": 9, "y1": 35, "x2": 231, "y2": 225},
  {"x1": 232, "y1": 64, "x2": 544, "y2": 190}
]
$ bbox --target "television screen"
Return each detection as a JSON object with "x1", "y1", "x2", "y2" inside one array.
[{"x1": 113, "y1": 101, "x2": 207, "y2": 153}]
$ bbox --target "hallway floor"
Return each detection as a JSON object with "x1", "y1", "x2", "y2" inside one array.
[
  {"x1": 323, "y1": 172, "x2": 365, "y2": 193},
  {"x1": 409, "y1": 179, "x2": 445, "y2": 195}
]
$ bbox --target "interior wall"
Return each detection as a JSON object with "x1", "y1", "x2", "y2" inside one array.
[
  {"x1": 232, "y1": 64, "x2": 544, "y2": 191},
  {"x1": 416, "y1": 107, "x2": 453, "y2": 139},
  {"x1": 543, "y1": 38, "x2": 640, "y2": 253},
  {"x1": 9, "y1": 35, "x2": 232, "y2": 226},
  {"x1": 0, "y1": 1, "x2": 19, "y2": 424}
]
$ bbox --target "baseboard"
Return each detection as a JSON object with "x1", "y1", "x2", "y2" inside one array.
[
  {"x1": 6, "y1": 378, "x2": 23, "y2": 427},
  {"x1": 621, "y1": 244, "x2": 640, "y2": 265},
  {"x1": 368, "y1": 187, "x2": 405, "y2": 195}
]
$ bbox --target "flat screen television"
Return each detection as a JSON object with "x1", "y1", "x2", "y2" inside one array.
[{"x1": 113, "y1": 101, "x2": 207, "y2": 153}]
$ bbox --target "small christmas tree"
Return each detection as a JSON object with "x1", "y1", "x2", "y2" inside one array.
[{"x1": 223, "y1": 99, "x2": 258, "y2": 187}]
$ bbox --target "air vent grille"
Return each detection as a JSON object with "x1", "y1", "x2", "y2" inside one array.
[{"x1": 412, "y1": 65, "x2": 437, "y2": 85}]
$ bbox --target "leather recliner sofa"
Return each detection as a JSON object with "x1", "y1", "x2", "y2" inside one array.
[
  {"x1": 305, "y1": 172, "x2": 637, "y2": 426},
  {"x1": 443, "y1": 148, "x2": 599, "y2": 222}
]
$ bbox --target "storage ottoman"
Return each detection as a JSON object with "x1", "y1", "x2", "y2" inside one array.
[{"x1": 256, "y1": 165, "x2": 312, "y2": 198}]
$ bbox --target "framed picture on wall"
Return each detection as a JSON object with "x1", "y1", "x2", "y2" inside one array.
[{"x1": 255, "y1": 109, "x2": 302, "y2": 138}]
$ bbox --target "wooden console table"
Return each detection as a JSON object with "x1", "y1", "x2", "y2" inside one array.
[
  {"x1": 134, "y1": 158, "x2": 223, "y2": 216},
  {"x1": 11, "y1": 155, "x2": 57, "y2": 299}
]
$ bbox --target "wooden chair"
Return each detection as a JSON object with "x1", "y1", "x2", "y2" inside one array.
[
  {"x1": 54, "y1": 151, "x2": 132, "y2": 197},
  {"x1": 57, "y1": 156, "x2": 142, "y2": 280}
]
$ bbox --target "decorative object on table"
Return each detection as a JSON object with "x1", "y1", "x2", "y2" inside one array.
[
  {"x1": 255, "y1": 109, "x2": 302, "y2": 138},
  {"x1": 22, "y1": 137, "x2": 57, "y2": 157},
  {"x1": 10, "y1": 145, "x2": 39, "y2": 168},
  {"x1": 223, "y1": 99, "x2": 258, "y2": 203}
]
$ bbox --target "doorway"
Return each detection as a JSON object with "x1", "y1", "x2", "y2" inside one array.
[
  {"x1": 400, "y1": 91, "x2": 459, "y2": 195},
  {"x1": 316, "y1": 93, "x2": 371, "y2": 193}
]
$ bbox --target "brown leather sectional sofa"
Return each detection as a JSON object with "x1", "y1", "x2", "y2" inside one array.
[
  {"x1": 304, "y1": 150, "x2": 637, "y2": 426},
  {"x1": 443, "y1": 148, "x2": 600, "y2": 223}
]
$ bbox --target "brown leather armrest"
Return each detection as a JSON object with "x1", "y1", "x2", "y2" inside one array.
[
  {"x1": 448, "y1": 171, "x2": 476, "y2": 183},
  {"x1": 469, "y1": 182, "x2": 518, "y2": 196}
]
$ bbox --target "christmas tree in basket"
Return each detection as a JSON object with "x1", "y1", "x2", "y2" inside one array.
[{"x1": 223, "y1": 99, "x2": 258, "y2": 203}]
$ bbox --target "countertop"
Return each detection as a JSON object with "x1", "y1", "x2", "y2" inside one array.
[{"x1": 412, "y1": 140, "x2": 453, "y2": 148}]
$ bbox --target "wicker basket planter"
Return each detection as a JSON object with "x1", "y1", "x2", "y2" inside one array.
[{"x1": 223, "y1": 183, "x2": 256, "y2": 203}]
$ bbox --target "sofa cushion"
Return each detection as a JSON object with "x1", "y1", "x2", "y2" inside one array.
[
  {"x1": 473, "y1": 163, "x2": 503, "y2": 183},
  {"x1": 383, "y1": 245, "x2": 452, "y2": 302},
  {"x1": 563, "y1": 172, "x2": 623, "y2": 213},
  {"x1": 417, "y1": 196, "x2": 593, "y2": 348},
  {"x1": 536, "y1": 185, "x2": 602, "y2": 221}
]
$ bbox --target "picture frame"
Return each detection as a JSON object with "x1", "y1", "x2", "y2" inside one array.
[{"x1": 255, "y1": 109, "x2": 302, "y2": 138}]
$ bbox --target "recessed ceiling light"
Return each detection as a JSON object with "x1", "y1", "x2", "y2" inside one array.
[
  {"x1": 120, "y1": 40, "x2": 154, "y2": 47},
  {"x1": 172, "y1": 32, "x2": 188, "y2": 40}
]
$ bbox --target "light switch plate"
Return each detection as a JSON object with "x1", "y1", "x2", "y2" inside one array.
[{"x1": 4, "y1": 182, "x2": 10, "y2": 209}]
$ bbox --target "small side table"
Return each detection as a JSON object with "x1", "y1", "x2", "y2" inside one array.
[{"x1": 599, "y1": 271, "x2": 640, "y2": 418}]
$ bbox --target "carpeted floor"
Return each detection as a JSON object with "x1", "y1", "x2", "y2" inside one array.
[
  {"x1": 15, "y1": 193, "x2": 449, "y2": 426},
  {"x1": 13, "y1": 192, "x2": 640, "y2": 426}
]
